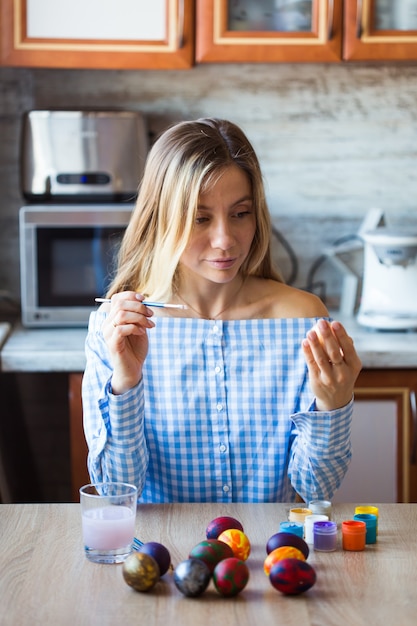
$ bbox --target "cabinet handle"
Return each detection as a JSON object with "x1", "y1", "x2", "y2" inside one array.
[
  {"x1": 178, "y1": 0, "x2": 185, "y2": 49},
  {"x1": 356, "y1": 0, "x2": 363, "y2": 38},
  {"x1": 410, "y1": 390, "x2": 417, "y2": 465},
  {"x1": 327, "y1": 0, "x2": 335, "y2": 40}
]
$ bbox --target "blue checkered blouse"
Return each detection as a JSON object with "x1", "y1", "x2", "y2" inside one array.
[{"x1": 82, "y1": 312, "x2": 352, "y2": 503}]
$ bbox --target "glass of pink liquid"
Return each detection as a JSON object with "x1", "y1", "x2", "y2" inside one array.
[{"x1": 80, "y1": 482, "x2": 137, "y2": 564}]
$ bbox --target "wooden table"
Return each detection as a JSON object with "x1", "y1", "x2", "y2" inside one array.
[{"x1": 1, "y1": 503, "x2": 416, "y2": 625}]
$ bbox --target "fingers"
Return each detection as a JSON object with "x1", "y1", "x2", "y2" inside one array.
[
  {"x1": 108, "y1": 293, "x2": 155, "y2": 329},
  {"x1": 304, "y1": 320, "x2": 343, "y2": 370},
  {"x1": 302, "y1": 318, "x2": 362, "y2": 411}
]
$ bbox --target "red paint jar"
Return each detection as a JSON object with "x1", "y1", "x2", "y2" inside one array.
[{"x1": 342, "y1": 520, "x2": 366, "y2": 551}]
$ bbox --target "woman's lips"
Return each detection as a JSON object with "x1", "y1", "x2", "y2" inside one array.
[{"x1": 206, "y1": 258, "x2": 237, "y2": 269}]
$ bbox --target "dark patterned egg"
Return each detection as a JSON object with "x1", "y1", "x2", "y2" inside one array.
[
  {"x1": 122, "y1": 552, "x2": 160, "y2": 592},
  {"x1": 189, "y1": 539, "x2": 234, "y2": 573},
  {"x1": 174, "y1": 558, "x2": 211, "y2": 597},
  {"x1": 213, "y1": 557, "x2": 250, "y2": 597},
  {"x1": 138, "y1": 541, "x2": 171, "y2": 576},
  {"x1": 266, "y1": 532, "x2": 309, "y2": 559},
  {"x1": 269, "y1": 558, "x2": 316, "y2": 595},
  {"x1": 206, "y1": 516, "x2": 244, "y2": 539}
]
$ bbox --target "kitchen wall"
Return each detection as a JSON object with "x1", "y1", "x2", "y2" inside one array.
[
  {"x1": 1, "y1": 62, "x2": 417, "y2": 314},
  {"x1": 1, "y1": 62, "x2": 417, "y2": 501}
]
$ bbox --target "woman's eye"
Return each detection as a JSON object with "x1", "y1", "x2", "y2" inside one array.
[{"x1": 195, "y1": 216, "x2": 209, "y2": 224}]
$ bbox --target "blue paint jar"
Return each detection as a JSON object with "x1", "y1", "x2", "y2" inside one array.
[
  {"x1": 279, "y1": 521, "x2": 304, "y2": 538},
  {"x1": 353, "y1": 513, "x2": 377, "y2": 544}
]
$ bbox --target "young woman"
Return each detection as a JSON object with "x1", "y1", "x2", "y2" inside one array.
[{"x1": 82, "y1": 118, "x2": 362, "y2": 503}]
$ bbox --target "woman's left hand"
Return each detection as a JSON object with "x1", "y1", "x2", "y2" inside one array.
[{"x1": 302, "y1": 319, "x2": 362, "y2": 411}]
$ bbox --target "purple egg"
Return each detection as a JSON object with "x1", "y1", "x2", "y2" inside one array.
[
  {"x1": 266, "y1": 532, "x2": 309, "y2": 559},
  {"x1": 138, "y1": 541, "x2": 171, "y2": 576}
]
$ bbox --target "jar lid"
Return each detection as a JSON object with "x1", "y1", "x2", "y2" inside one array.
[
  {"x1": 342, "y1": 520, "x2": 366, "y2": 534},
  {"x1": 314, "y1": 520, "x2": 337, "y2": 534}
]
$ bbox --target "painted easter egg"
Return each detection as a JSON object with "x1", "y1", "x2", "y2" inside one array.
[
  {"x1": 206, "y1": 516, "x2": 244, "y2": 540},
  {"x1": 173, "y1": 558, "x2": 211, "y2": 597},
  {"x1": 264, "y1": 546, "x2": 305, "y2": 576},
  {"x1": 122, "y1": 552, "x2": 160, "y2": 592},
  {"x1": 213, "y1": 557, "x2": 250, "y2": 597},
  {"x1": 266, "y1": 532, "x2": 309, "y2": 559},
  {"x1": 137, "y1": 541, "x2": 171, "y2": 576},
  {"x1": 269, "y1": 558, "x2": 316, "y2": 595},
  {"x1": 189, "y1": 539, "x2": 234, "y2": 573},
  {"x1": 217, "y1": 529, "x2": 251, "y2": 561}
]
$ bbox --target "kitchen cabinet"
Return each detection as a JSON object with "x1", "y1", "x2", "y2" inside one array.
[
  {"x1": 344, "y1": 0, "x2": 417, "y2": 61},
  {"x1": 2, "y1": 1, "x2": 417, "y2": 69},
  {"x1": 350, "y1": 369, "x2": 417, "y2": 503},
  {"x1": 196, "y1": 0, "x2": 343, "y2": 63},
  {"x1": 0, "y1": 0, "x2": 194, "y2": 69},
  {"x1": 197, "y1": 1, "x2": 417, "y2": 64}
]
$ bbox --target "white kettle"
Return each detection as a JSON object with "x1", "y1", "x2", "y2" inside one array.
[{"x1": 357, "y1": 227, "x2": 417, "y2": 330}]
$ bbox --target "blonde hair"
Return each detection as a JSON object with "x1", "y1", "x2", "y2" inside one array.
[{"x1": 107, "y1": 118, "x2": 282, "y2": 301}]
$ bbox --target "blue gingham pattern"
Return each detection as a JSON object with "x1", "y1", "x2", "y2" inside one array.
[{"x1": 82, "y1": 312, "x2": 353, "y2": 503}]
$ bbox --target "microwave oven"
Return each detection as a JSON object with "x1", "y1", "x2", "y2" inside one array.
[{"x1": 19, "y1": 204, "x2": 133, "y2": 327}]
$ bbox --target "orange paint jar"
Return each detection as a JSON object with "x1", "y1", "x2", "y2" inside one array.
[{"x1": 342, "y1": 520, "x2": 366, "y2": 551}]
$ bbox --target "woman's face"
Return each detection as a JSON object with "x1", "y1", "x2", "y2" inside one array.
[{"x1": 179, "y1": 165, "x2": 256, "y2": 286}]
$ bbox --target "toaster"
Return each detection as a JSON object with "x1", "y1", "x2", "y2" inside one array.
[{"x1": 20, "y1": 109, "x2": 149, "y2": 202}]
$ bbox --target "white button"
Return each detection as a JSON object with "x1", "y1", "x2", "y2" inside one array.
[
  {"x1": 216, "y1": 403, "x2": 223, "y2": 412},
  {"x1": 222, "y1": 485, "x2": 230, "y2": 493},
  {"x1": 212, "y1": 325, "x2": 219, "y2": 333},
  {"x1": 214, "y1": 366, "x2": 221, "y2": 374},
  {"x1": 219, "y1": 444, "x2": 227, "y2": 453}
]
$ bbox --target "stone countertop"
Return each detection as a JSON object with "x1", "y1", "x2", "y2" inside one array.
[
  {"x1": 0, "y1": 323, "x2": 87, "y2": 372},
  {"x1": 1, "y1": 317, "x2": 417, "y2": 373}
]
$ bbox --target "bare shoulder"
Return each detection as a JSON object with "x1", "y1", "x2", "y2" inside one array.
[{"x1": 246, "y1": 278, "x2": 329, "y2": 319}]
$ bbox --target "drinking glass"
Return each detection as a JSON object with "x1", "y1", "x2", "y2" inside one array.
[{"x1": 80, "y1": 482, "x2": 137, "y2": 564}]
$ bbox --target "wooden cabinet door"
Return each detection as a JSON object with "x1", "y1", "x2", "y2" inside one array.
[
  {"x1": 0, "y1": 0, "x2": 194, "y2": 69},
  {"x1": 344, "y1": 0, "x2": 417, "y2": 60},
  {"x1": 196, "y1": 0, "x2": 343, "y2": 63},
  {"x1": 355, "y1": 369, "x2": 417, "y2": 503}
]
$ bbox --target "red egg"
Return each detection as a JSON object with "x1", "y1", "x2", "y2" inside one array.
[
  {"x1": 217, "y1": 529, "x2": 251, "y2": 561},
  {"x1": 189, "y1": 539, "x2": 234, "y2": 573},
  {"x1": 213, "y1": 558, "x2": 250, "y2": 597},
  {"x1": 269, "y1": 558, "x2": 316, "y2": 595},
  {"x1": 264, "y1": 546, "x2": 305, "y2": 575},
  {"x1": 138, "y1": 541, "x2": 171, "y2": 576},
  {"x1": 206, "y1": 516, "x2": 244, "y2": 540},
  {"x1": 266, "y1": 532, "x2": 309, "y2": 559}
]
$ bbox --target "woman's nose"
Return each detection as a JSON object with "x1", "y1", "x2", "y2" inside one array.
[{"x1": 210, "y1": 221, "x2": 235, "y2": 249}]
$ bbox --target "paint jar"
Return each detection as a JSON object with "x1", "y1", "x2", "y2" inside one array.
[
  {"x1": 342, "y1": 520, "x2": 366, "y2": 551},
  {"x1": 309, "y1": 499, "x2": 333, "y2": 519},
  {"x1": 355, "y1": 506, "x2": 379, "y2": 533},
  {"x1": 288, "y1": 507, "x2": 312, "y2": 525},
  {"x1": 279, "y1": 521, "x2": 304, "y2": 538},
  {"x1": 304, "y1": 514, "x2": 329, "y2": 544},
  {"x1": 314, "y1": 520, "x2": 338, "y2": 552},
  {"x1": 353, "y1": 513, "x2": 377, "y2": 544}
]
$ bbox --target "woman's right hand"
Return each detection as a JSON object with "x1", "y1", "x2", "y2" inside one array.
[{"x1": 101, "y1": 292, "x2": 155, "y2": 395}]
